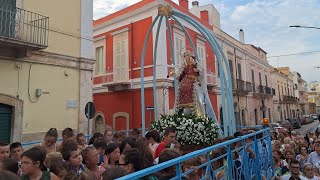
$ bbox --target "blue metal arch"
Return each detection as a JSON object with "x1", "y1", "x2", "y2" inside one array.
[{"x1": 140, "y1": 5, "x2": 236, "y2": 137}]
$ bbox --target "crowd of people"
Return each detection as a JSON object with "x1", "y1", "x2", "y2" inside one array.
[
  {"x1": 269, "y1": 126, "x2": 320, "y2": 180},
  {"x1": 1, "y1": 124, "x2": 320, "y2": 180},
  {"x1": 0, "y1": 127, "x2": 197, "y2": 180}
]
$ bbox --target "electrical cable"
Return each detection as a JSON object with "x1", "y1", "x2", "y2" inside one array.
[
  {"x1": 28, "y1": 64, "x2": 39, "y2": 103},
  {"x1": 268, "y1": 50, "x2": 320, "y2": 58}
]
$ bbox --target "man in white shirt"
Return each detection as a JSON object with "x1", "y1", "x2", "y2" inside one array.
[
  {"x1": 281, "y1": 159, "x2": 308, "y2": 180},
  {"x1": 302, "y1": 163, "x2": 319, "y2": 180}
]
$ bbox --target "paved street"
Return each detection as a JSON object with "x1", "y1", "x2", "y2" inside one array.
[{"x1": 295, "y1": 120, "x2": 320, "y2": 136}]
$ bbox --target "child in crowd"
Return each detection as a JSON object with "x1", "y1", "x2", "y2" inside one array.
[
  {"x1": 101, "y1": 167, "x2": 128, "y2": 180},
  {"x1": 145, "y1": 130, "x2": 161, "y2": 152},
  {"x1": 105, "y1": 143, "x2": 120, "y2": 167},
  {"x1": 131, "y1": 128, "x2": 141, "y2": 140},
  {"x1": 44, "y1": 152, "x2": 63, "y2": 170},
  {"x1": 158, "y1": 148, "x2": 187, "y2": 180},
  {"x1": 43, "y1": 128, "x2": 58, "y2": 154},
  {"x1": 9, "y1": 142, "x2": 23, "y2": 162},
  {"x1": 113, "y1": 132, "x2": 125, "y2": 144},
  {"x1": 20, "y1": 147, "x2": 59, "y2": 180},
  {"x1": 183, "y1": 157, "x2": 203, "y2": 180},
  {"x1": 0, "y1": 158, "x2": 19, "y2": 175},
  {"x1": 76, "y1": 133, "x2": 88, "y2": 151},
  {"x1": 50, "y1": 161, "x2": 69, "y2": 179},
  {"x1": 82, "y1": 146, "x2": 106, "y2": 180},
  {"x1": 154, "y1": 127, "x2": 176, "y2": 159},
  {"x1": 63, "y1": 171, "x2": 92, "y2": 180},
  {"x1": 0, "y1": 142, "x2": 10, "y2": 161},
  {"x1": 0, "y1": 170, "x2": 21, "y2": 180},
  {"x1": 88, "y1": 133, "x2": 104, "y2": 145},
  {"x1": 104, "y1": 128, "x2": 113, "y2": 144},
  {"x1": 93, "y1": 137, "x2": 108, "y2": 166},
  {"x1": 57, "y1": 127, "x2": 75, "y2": 152},
  {"x1": 61, "y1": 139, "x2": 90, "y2": 175}
]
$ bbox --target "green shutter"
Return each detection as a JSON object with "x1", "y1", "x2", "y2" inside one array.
[
  {"x1": 0, "y1": 103, "x2": 12, "y2": 143},
  {"x1": 0, "y1": 0, "x2": 16, "y2": 37}
]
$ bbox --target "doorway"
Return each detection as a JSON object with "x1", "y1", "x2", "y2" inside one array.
[{"x1": 0, "y1": 103, "x2": 12, "y2": 143}]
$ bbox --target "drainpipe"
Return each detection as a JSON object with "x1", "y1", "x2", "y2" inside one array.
[{"x1": 130, "y1": 23, "x2": 134, "y2": 131}]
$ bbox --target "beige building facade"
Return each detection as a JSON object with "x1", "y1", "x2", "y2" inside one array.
[
  {"x1": 292, "y1": 72, "x2": 309, "y2": 116},
  {"x1": 308, "y1": 81, "x2": 320, "y2": 114},
  {"x1": 271, "y1": 67, "x2": 297, "y2": 121},
  {"x1": 0, "y1": 0, "x2": 94, "y2": 143}
]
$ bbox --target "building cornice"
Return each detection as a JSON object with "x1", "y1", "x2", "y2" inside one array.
[{"x1": 0, "y1": 51, "x2": 94, "y2": 71}]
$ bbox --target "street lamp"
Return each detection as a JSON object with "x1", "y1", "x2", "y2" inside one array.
[{"x1": 290, "y1": 25, "x2": 320, "y2": 30}]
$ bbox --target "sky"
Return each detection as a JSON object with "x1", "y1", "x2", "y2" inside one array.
[{"x1": 93, "y1": 0, "x2": 320, "y2": 83}]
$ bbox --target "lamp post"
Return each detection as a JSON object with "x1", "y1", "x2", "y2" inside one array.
[{"x1": 290, "y1": 25, "x2": 320, "y2": 30}]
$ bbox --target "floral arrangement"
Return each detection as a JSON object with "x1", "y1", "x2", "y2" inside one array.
[{"x1": 151, "y1": 113, "x2": 220, "y2": 145}]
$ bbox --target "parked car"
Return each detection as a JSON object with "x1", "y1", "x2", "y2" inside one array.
[
  {"x1": 311, "y1": 114, "x2": 319, "y2": 121},
  {"x1": 270, "y1": 123, "x2": 283, "y2": 129},
  {"x1": 300, "y1": 115, "x2": 312, "y2": 124},
  {"x1": 278, "y1": 120, "x2": 293, "y2": 131},
  {"x1": 287, "y1": 118, "x2": 301, "y2": 129}
]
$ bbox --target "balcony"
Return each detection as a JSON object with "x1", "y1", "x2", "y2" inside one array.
[
  {"x1": 245, "y1": 82, "x2": 252, "y2": 92},
  {"x1": 281, "y1": 95, "x2": 298, "y2": 103},
  {"x1": 265, "y1": 86, "x2": 272, "y2": 95},
  {"x1": 258, "y1": 85, "x2": 264, "y2": 94},
  {"x1": 253, "y1": 85, "x2": 273, "y2": 99},
  {"x1": 206, "y1": 72, "x2": 217, "y2": 91},
  {"x1": 232, "y1": 79, "x2": 248, "y2": 96},
  {"x1": 0, "y1": 5, "x2": 49, "y2": 58},
  {"x1": 93, "y1": 69, "x2": 130, "y2": 91}
]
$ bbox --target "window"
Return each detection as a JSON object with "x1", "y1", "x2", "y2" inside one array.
[
  {"x1": 174, "y1": 31, "x2": 185, "y2": 69},
  {"x1": 196, "y1": 41, "x2": 206, "y2": 67},
  {"x1": 237, "y1": 63, "x2": 242, "y2": 80},
  {"x1": 228, "y1": 59, "x2": 234, "y2": 80},
  {"x1": 259, "y1": 72, "x2": 262, "y2": 85},
  {"x1": 265, "y1": 75, "x2": 268, "y2": 87},
  {"x1": 113, "y1": 32, "x2": 129, "y2": 82},
  {"x1": 95, "y1": 47, "x2": 105, "y2": 75},
  {"x1": 251, "y1": 69, "x2": 255, "y2": 92}
]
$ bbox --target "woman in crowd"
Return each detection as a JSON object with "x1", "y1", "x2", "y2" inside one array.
[
  {"x1": 104, "y1": 129, "x2": 113, "y2": 145},
  {"x1": 296, "y1": 145, "x2": 309, "y2": 169},
  {"x1": 105, "y1": 143, "x2": 120, "y2": 167},
  {"x1": 43, "y1": 128, "x2": 58, "y2": 154}
]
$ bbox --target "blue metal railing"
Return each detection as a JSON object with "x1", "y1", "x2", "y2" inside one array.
[{"x1": 117, "y1": 128, "x2": 273, "y2": 180}]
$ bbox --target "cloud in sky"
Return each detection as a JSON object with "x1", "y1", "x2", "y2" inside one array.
[{"x1": 93, "y1": 0, "x2": 320, "y2": 82}]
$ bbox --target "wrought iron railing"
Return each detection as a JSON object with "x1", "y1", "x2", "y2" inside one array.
[
  {"x1": 265, "y1": 86, "x2": 272, "y2": 95},
  {"x1": 236, "y1": 79, "x2": 245, "y2": 91},
  {"x1": 258, "y1": 85, "x2": 264, "y2": 94},
  {"x1": 117, "y1": 128, "x2": 273, "y2": 180},
  {"x1": 0, "y1": 4, "x2": 49, "y2": 46},
  {"x1": 245, "y1": 82, "x2": 252, "y2": 92}
]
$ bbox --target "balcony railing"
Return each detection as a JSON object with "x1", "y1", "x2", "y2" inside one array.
[
  {"x1": 236, "y1": 79, "x2": 245, "y2": 91},
  {"x1": 258, "y1": 85, "x2": 264, "y2": 94},
  {"x1": 281, "y1": 95, "x2": 298, "y2": 103},
  {"x1": 265, "y1": 86, "x2": 272, "y2": 95},
  {"x1": 245, "y1": 82, "x2": 252, "y2": 92},
  {"x1": 0, "y1": 4, "x2": 49, "y2": 48},
  {"x1": 207, "y1": 72, "x2": 217, "y2": 86}
]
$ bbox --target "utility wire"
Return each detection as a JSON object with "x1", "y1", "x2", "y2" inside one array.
[{"x1": 268, "y1": 50, "x2": 320, "y2": 58}]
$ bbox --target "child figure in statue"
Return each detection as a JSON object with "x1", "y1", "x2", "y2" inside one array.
[{"x1": 177, "y1": 51, "x2": 200, "y2": 115}]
